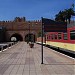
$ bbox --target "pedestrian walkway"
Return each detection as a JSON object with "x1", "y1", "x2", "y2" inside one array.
[{"x1": 0, "y1": 42, "x2": 74, "y2": 75}]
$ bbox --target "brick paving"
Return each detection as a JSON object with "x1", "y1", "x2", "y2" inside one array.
[{"x1": 0, "y1": 42, "x2": 74, "y2": 75}]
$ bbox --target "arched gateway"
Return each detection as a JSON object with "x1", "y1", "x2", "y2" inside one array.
[
  {"x1": 10, "y1": 33, "x2": 23, "y2": 41},
  {"x1": 0, "y1": 17, "x2": 41, "y2": 42}
]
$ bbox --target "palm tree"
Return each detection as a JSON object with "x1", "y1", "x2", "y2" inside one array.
[
  {"x1": 65, "y1": 8, "x2": 75, "y2": 23},
  {"x1": 55, "y1": 11, "x2": 65, "y2": 22},
  {"x1": 55, "y1": 8, "x2": 75, "y2": 23}
]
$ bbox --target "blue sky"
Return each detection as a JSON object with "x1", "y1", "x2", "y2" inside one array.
[{"x1": 0, "y1": 0, "x2": 74, "y2": 21}]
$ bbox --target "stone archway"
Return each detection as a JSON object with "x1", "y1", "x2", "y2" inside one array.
[
  {"x1": 10, "y1": 33, "x2": 23, "y2": 41},
  {"x1": 25, "y1": 33, "x2": 35, "y2": 42}
]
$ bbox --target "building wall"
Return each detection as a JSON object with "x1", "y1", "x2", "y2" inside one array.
[{"x1": 0, "y1": 17, "x2": 42, "y2": 42}]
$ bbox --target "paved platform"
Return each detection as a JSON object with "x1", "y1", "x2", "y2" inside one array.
[{"x1": 0, "y1": 42, "x2": 74, "y2": 75}]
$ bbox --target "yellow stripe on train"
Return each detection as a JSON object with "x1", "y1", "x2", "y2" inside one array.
[{"x1": 46, "y1": 41, "x2": 75, "y2": 52}]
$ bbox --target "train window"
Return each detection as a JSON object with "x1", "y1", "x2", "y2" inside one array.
[
  {"x1": 49, "y1": 35, "x2": 51, "y2": 39},
  {"x1": 58, "y1": 33, "x2": 62, "y2": 39},
  {"x1": 53, "y1": 34, "x2": 55, "y2": 39},
  {"x1": 63, "y1": 33, "x2": 68, "y2": 40},
  {"x1": 51, "y1": 34, "x2": 54, "y2": 39},
  {"x1": 70, "y1": 30, "x2": 75, "y2": 40},
  {"x1": 55, "y1": 34, "x2": 57, "y2": 39}
]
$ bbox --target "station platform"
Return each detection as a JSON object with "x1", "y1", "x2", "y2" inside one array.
[{"x1": 0, "y1": 42, "x2": 74, "y2": 75}]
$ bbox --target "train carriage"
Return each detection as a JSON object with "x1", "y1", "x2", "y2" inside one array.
[{"x1": 46, "y1": 21, "x2": 75, "y2": 54}]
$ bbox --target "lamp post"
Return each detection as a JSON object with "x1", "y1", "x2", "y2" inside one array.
[{"x1": 28, "y1": 21, "x2": 30, "y2": 43}]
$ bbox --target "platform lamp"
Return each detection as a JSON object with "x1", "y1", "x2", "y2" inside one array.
[
  {"x1": 31, "y1": 23, "x2": 34, "y2": 43},
  {"x1": 28, "y1": 21, "x2": 30, "y2": 43}
]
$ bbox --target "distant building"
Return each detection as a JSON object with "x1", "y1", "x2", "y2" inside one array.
[{"x1": 0, "y1": 17, "x2": 41, "y2": 42}]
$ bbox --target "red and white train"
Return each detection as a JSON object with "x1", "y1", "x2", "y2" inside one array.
[{"x1": 46, "y1": 21, "x2": 75, "y2": 53}]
